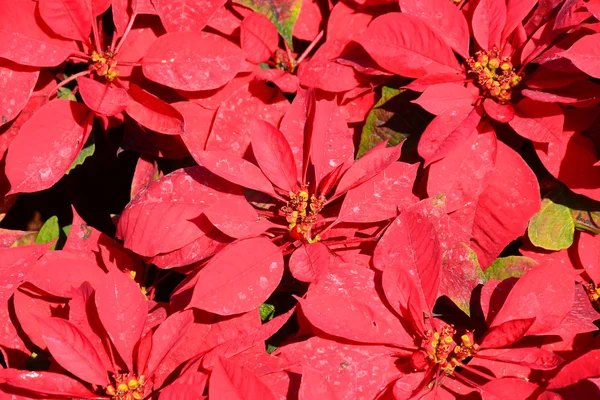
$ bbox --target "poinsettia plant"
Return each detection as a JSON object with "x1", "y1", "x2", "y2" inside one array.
[{"x1": 1, "y1": 0, "x2": 600, "y2": 398}]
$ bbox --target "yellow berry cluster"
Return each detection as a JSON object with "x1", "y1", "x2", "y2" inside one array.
[
  {"x1": 91, "y1": 50, "x2": 119, "y2": 81},
  {"x1": 422, "y1": 324, "x2": 479, "y2": 375},
  {"x1": 105, "y1": 374, "x2": 146, "y2": 400},
  {"x1": 466, "y1": 46, "x2": 521, "y2": 102},
  {"x1": 281, "y1": 188, "x2": 326, "y2": 243}
]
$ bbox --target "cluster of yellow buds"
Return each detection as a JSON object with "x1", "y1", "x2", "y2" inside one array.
[
  {"x1": 586, "y1": 283, "x2": 600, "y2": 311},
  {"x1": 106, "y1": 374, "x2": 146, "y2": 400},
  {"x1": 273, "y1": 49, "x2": 297, "y2": 73},
  {"x1": 281, "y1": 188, "x2": 326, "y2": 243},
  {"x1": 91, "y1": 50, "x2": 119, "y2": 81},
  {"x1": 466, "y1": 46, "x2": 521, "y2": 102},
  {"x1": 421, "y1": 324, "x2": 479, "y2": 375}
]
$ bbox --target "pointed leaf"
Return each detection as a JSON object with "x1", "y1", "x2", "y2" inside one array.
[
  {"x1": 233, "y1": 0, "x2": 302, "y2": 49},
  {"x1": 125, "y1": 84, "x2": 184, "y2": 135},
  {"x1": 241, "y1": 13, "x2": 279, "y2": 63},
  {"x1": 250, "y1": 119, "x2": 298, "y2": 192},
  {"x1": 153, "y1": 0, "x2": 226, "y2": 33},
  {"x1": 38, "y1": 0, "x2": 92, "y2": 42},
  {"x1": 418, "y1": 105, "x2": 482, "y2": 166},
  {"x1": 143, "y1": 32, "x2": 245, "y2": 91},
  {"x1": 334, "y1": 142, "x2": 403, "y2": 198},
  {"x1": 0, "y1": 369, "x2": 96, "y2": 398},
  {"x1": 480, "y1": 318, "x2": 536, "y2": 349},
  {"x1": 338, "y1": 162, "x2": 418, "y2": 223},
  {"x1": 40, "y1": 317, "x2": 109, "y2": 386},
  {"x1": 558, "y1": 33, "x2": 600, "y2": 79},
  {"x1": 78, "y1": 77, "x2": 129, "y2": 116},
  {"x1": 189, "y1": 237, "x2": 284, "y2": 315},
  {"x1": 146, "y1": 310, "x2": 194, "y2": 376},
  {"x1": 484, "y1": 256, "x2": 537, "y2": 281},
  {"x1": 491, "y1": 262, "x2": 575, "y2": 335},
  {"x1": 196, "y1": 151, "x2": 278, "y2": 198},
  {"x1": 479, "y1": 348, "x2": 563, "y2": 370},
  {"x1": 0, "y1": 60, "x2": 39, "y2": 127},
  {"x1": 289, "y1": 242, "x2": 331, "y2": 283},
  {"x1": 5, "y1": 99, "x2": 93, "y2": 194},
  {"x1": 357, "y1": 13, "x2": 460, "y2": 78},
  {"x1": 209, "y1": 356, "x2": 277, "y2": 400},
  {"x1": 548, "y1": 349, "x2": 600, "y2": 389},
  {"x1": 94, "y1": 271, "x2": 148, "y2": 371},
  {"x1": 399, "y1": 0, "x2": 469, "y2": 58},
  {"x1": 472, "y1": 0, "x2": 507, "y2": 50},
  {"x1": 413, "y1": 83, "x2": 476, "y2": 115},
  {"x1": 509, "y1": 98, "x2": 564, "y2": 143}
]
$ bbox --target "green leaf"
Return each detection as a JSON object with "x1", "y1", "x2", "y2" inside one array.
[
  {"x1": 266, "y1": 344, "x2": 278, "y2": 354},
  {"x1": 485, "y1": 256, "x2": 538, "y2": 281},
  {"x1": 57, "y1": 76, "x2": 77, "y2": 101},
  {"x1": 528, "y1": 198, "x2": 574, "y2": 250},
  {"x1": 259, "y1": 303, "x2": 275, "y2": 321},
  {"x1": 66, "y1": 134, "x2": 95, "y2": 175},
  {"x1": 35, "y1": 216, "x2": 60, "y2": 249},
  {"x1": 233, "y1": 0, "x2": 302, "y2": 49},
  {"x1": 357, "y1": 87, "x2": 430, "y2": 158}
]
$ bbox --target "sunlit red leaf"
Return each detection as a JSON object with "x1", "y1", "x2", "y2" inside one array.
[
  {"x1": 94, "y1": 271, "x2": 148, "y2": 371},
  {"x1": 480, "y1": 378, "x2": 539, "y2": 400},
  {"x1": 0, "y1": 369, "x2": 96, "y2": 398},
  {"x1": 209, "y1": 356, "x2": 278, "y2": 400},
  {"x1": 509, "y1": 98, "x2": 564, "y2": 143},
  {"x1": 413, "y1": 83, "x2": 476, "y2": 115},
  {"x1": 479, "y1": 347, "x2": 563, "y2": 370},
  {"x1": 143, "y1": 32, "x2": 245, "y2": 91},
  {"x1": 172, "y1": 101, "x2": 215, "y2": 163},
  {"x1": 491, "y1": 262, "x2": 575, "y2": 335},
  {"x1": 39, "y1": 317, "x2": 109, "y2": 386},
  {"x1": 548, "y1": 349, "x2": 600, "y2": 389},
  {"x1": 250, "y1": 119, "x2": 298, "y2": 192},
  {"x1": 289, "y1": 242, "x2": 331, "y2": 283},
  {"x1": 357, "y1": 13, "x2": 461, "y2": 78},
  {"x1": 78, "y1": 77, "x2": 130, "y2": 116},
  {"x1": 472, "y1": 0, "x2": 507, "y2": 50},
  {"x1": 233, "y1": 0, "x2": 302, "y2": 48},
  {"x1": 558, "y1": 33, "x2": 600, "y2": 78},
  {"x1": 203, "y1": 197, "x2": 272, "y2": 239},
  {"x1": 299, "y1": 365, "x2": 338, "y2": 400},
  {"x1": 38, "y1": 0, "x2": 92, "y2": 42},
  {"x1": 0, "y1": 1, "x2": 75, "y2": 67},
  {"x1": 480, "y1": 318, "x2": 536, "y2": 349},
  {"x1": 125, "y1": 84, "x2": 184, "y2": 135},
  {"x1": 5, "y1": 99, "x2": 93, "y2": 194},
  {"x1": 338, "y1": 162, "x2": 418, "y2": 223},
  {"x1": 153, "y1": 0, "x2": 226, "y2": 33},
  {"x1": 188, "y1": 237, "x2": 283, "y2": 315},
  {"x1": 146, "y1": 310, "x2": 194, "y2": 376},
  {"x1": 241, "y1": 13, "x2": 279, "y2": 63},
  {"x1": 0, "y1": 60, "x2": 39, "y2": 127}
]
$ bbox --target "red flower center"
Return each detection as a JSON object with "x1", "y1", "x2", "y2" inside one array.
[
  {"x1": 466, "y1": 46, "x2": 521, "y2": 102},
  {"x1": 105, "y1": 374, "x2": 147, "y2": 400},
  {"x1": 281, "y1": 188, "x2": 327, "y2": 243}
]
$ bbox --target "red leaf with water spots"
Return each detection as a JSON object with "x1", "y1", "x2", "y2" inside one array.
[
  {"x1": 357, "y1": 13, "x2": 461, "y2": 78},
  {"x1": 480, "y1": 318, "x2": 536, "y2": 349},
  {"x1": 399, "y1": 0, "x2": 470, "y2": 58},
  {"x1": 188, "y1": 237, "x2": 284, "y2": 315},
  {"x1": 78, "y1": 77, "x2": 130, "y2": 116},
  {"x1": 153, "y1": 0, "x2": 226, "y2": 33},
  {"x1": 241, "y1": 13, "x2": 279, "y2": 63},
  {"x1": 94, "y1": 271, "x2": 148, "y2": 371},
  {"x1": 5, "y1": 99, "x2": 93, "y2": 194},
  {"x1": 143, "y1": 32, "x2": 245, "y2": 91},
  {"x1": 0, "y1": 369, "x2": 97, "y2": 398},
  {"x1": 0, "y1": 60, "x2": 39, "y2": 127},
  {"x1": 558, "y1": 33, "x2": 600, "y2": 78},
  {"x1": 250, "y1": 119, "x2": 298, "y2": 192},
  {"x1": 39, "y1": 317, "x2": 109, "y2": 386},
  {"x1": 0, "y1": 1, "x2": 75, "y2": 67},
  {"x1": 413, "y1": 83, "x2": 476, "y2": 115},
  {"x1": 333, "y1": 141, "x2": 403, "y2": 198},
  {"x1": 38, "y1": 0, "x2": 92, "y2": 42},
  {"x1": 509, "y1": 98, "x2": 564, "y2": 143},
  {"x1": 472, "y1": 0, "x2": 507, "y2": 50},
  {"x1": 209, "y1": 356, "x2": 278, "y2": 400},
  {"x1": 491, "y1": 262, "x2": 574, "y2": 335},
  {"x1": 299, "y1": 365, "x2": 339, "y2": 400},
  {"x1": 418, "y1": 105, "x2": 482, "y2": 166},
  {"x1": 338, "y1": 162, "x2": 418, "y2": 223},
  {"x1": 289, "y1": 242, "x2": 331, "y2": 283}
]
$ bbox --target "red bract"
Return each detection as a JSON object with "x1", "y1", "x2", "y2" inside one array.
[{"x1": 2, "y1": 0, "x2": 600, "y2": 397}]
